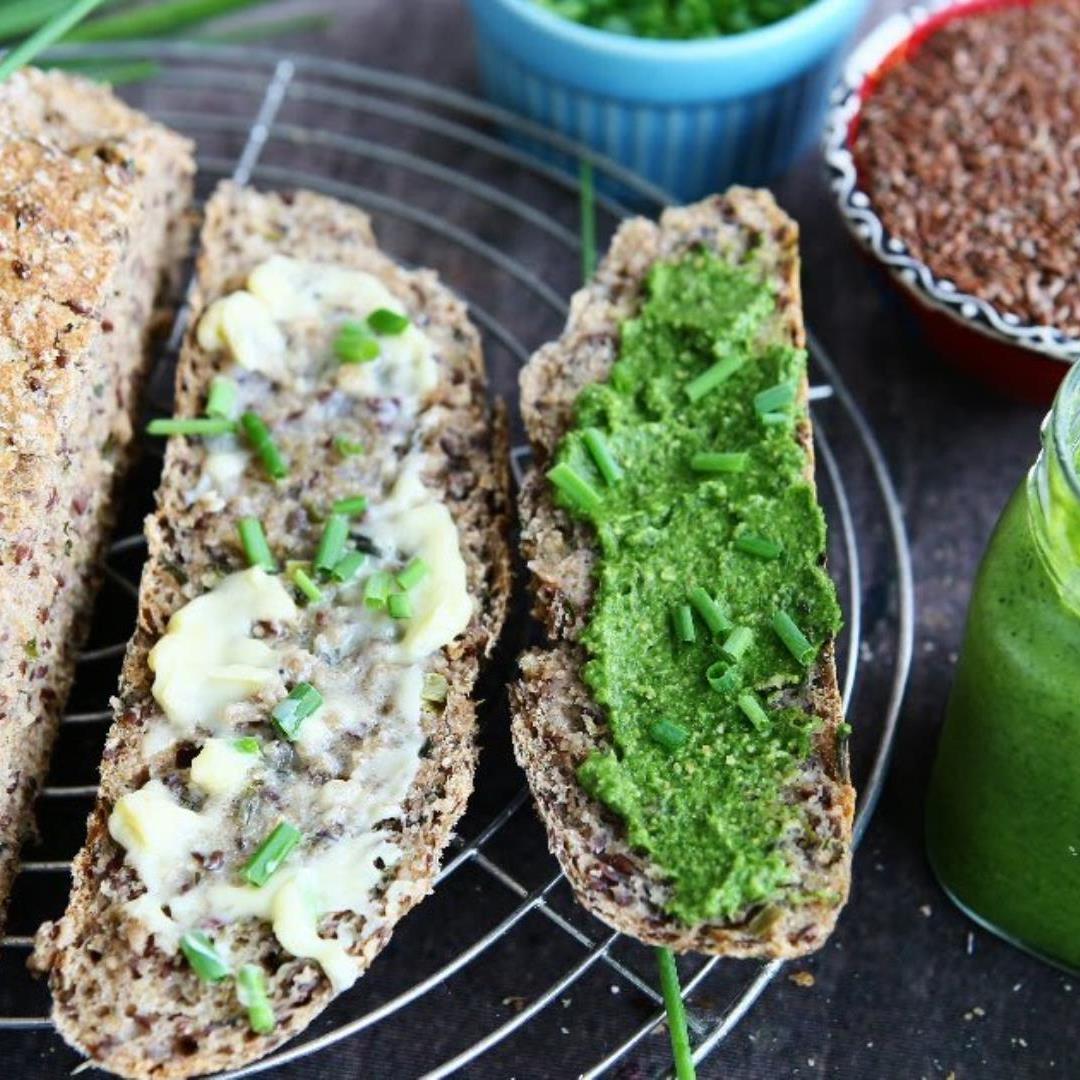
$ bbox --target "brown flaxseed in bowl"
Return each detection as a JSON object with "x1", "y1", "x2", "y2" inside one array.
[{"x1": 852, "y1": 0, "x2": 1080, "y2": 337}]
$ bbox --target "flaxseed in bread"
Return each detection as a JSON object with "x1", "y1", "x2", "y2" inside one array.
[
  {"x1": 0, "y1": 69, "x2": 193, "y2": 929},
  {"x1": 512, "y1": 189, "x2": 854, "y2": 957}
]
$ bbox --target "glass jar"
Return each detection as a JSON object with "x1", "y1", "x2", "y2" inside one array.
[{"x1": 925, "y1": 362, "x2": 1080, "y2": 974}]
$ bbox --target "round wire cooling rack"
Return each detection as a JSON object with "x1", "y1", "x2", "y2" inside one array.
[{"x1": 0, "y1": 41, "x2": 915, "y2": 1079}]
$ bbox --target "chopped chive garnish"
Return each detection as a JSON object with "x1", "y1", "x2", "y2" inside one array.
[
  {"x1": 334, "y1": 320, "x2": 380, "y2": 363},
  {"x1": 290, "y1": 564, "x2": 323, "y2": 604},
  {"x1": 239, "y1": 411, "x2": 288, "y2": 480},
  {"x1": 648, "y1": 718, "x2": 689, "y2": 752},
  {"x1": 396, "y1": 557, "x2": 429, "y2": 591},
  {"x1": 388, "y1": 591, "x2": 412, "y2": 619},
  {"x1": 547, "y1": 462, "x2": 602, "y2": 515},
  {"x1": 721, "y1": 626, "x2": 753, "y2": 662},
  {"x1": 364, "y1": 569, "x2": 393, "y2": 609},
  {"x1": 313, "y1": 513, "x2": 349, "y2": 576},
  {"x1": 237, "y1": 517, "x2": 276, "y2": 573},
  {"x1": 205, "y1": 375, "x2": 238, "y2": 420},
  {"x1": 705, "y1": 660, "x2": 739, "y2": 694},
  {"x1": 271, "y1": 682, "x2": 323, "y2": 741},
  {"x1": 753, "y1": 381, "x2": 797, "y2": 416},
  {"x1": 686, "y1": 586, "x2": 732, "y2": 636},
  {"x1": 243, "y1": 820, "x2": 302, "y2": 887},
  {"x1": 367, "y1": 307, "x2": 410, "y2": 335},
  {"x1": 582, "y1": 427, "x2": 622, "y2": 486},
  {"x1": 685, "y1": 353, "x2": 746, "y2": 402},
  {"x1": 236, "y1": 963, "x2": 275, "y2": 1035},
  {"x1": 146, "y1": 417, "x2": 236, "y2": 437},
  {"x1": 333, "y1": 436, "x2": 365, "y2": 457},
  {"x1": 332, "y1": 495, "x2": 368, "y2": 516},
  {"x1": 690, "y1": 451, "x2": 748, "y2": 474},
  {"x1": 737, "y1": 692, "x2": 770, "y2": 732},
  {"x1": 422, "y1": 671, "x2": 449, "y2": 703},
  {"x1": 760, "y1": 410, "x2": 792, "y2": 427},
  {"x1": 330, "y1": 550, "x2": 366, "y2": 583},
  {"x1": 672, "y1": 603, "x2": 696, "y2": 644},
  {"x1": 232, "y1": 737, "x2": 261, "y2": 755},
  {"x1": 734, "y1": 534, "x2": 782, "y2": 560},
  {"x1": 179, "y1": 930, "x2": 230, "y2": 983},
  {"x1": 772, "y1": 610, "x2": 816, "y2": 666}
]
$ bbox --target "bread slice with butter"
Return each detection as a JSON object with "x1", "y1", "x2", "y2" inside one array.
[
  {"x1": 0, "y1": 69, "x2": 193, "y2": 929},
  {"x1": 512, "y1": 189, "x2": 855, "y2": 956},
  {"x1": 32, "y1": 183, "x2": 510, "y2": 1078}
]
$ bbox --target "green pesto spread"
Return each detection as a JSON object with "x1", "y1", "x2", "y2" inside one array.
[
  {"x1": 550, "y1": 250, "x2": 842, "y2": 925},
  {"x1": 536, "y1": 0, "x2": 813, "y2": 39}
]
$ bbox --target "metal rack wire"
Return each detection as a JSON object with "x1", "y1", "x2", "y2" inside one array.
[{"x1": 0, "y1": 42, "x2": 915, "y2": 1078}]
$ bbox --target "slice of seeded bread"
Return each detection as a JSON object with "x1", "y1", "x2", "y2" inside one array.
[
  {"x1": 32, "y1": 183, "x2": 511, "y2": 1078},
  {"x1": 511, "y1": 189, "x2": 855, "y2": 957},
  {"x1": 0, "y1": 69, "x2": 193, "y2": 930}
]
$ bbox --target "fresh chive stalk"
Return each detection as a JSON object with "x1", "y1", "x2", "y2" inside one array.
[
  {"x1": 239, "y1": 411, "x2": 288, "y2": 480},
  {"x1": 705, "y1": 660, "x2": 739, "y2": 694},
  {"x1": 66, "y1": 0, "x2": 273, "y2": 42},
  {"x1": 334, "y1": 320, "x2": 380, "y2": 364},
  {"x1": 237, "y1": 517, "x2": 276, "y2": 573},
  {"x1": 388, "y1": 591, "x2": 412, "y2": 619},
  {"x1": 672, "y1": 603, "x2": 696, "y2": 644},
  {"x1": 686, "y1": 586, "x2": 732, "y2": 636},
  {"x1": 313, "y1": 513, "x2": 349, "y2": 576},
  {"x1": 367, "y1": 307, "x2": 410, "y2": 335},
  {"x1": 290, "y1": 564, "x2": 323, "y2": 604},
  {"x1": 271, "y1": 682, "x2": 323, "y2": 741},
  {"x1": 179, "y1": 930, "x2": 230, "y2": 983},
  {"x1": 146, "y1": 416, "x2": 236, "y2": 437},
  {"x1": 205, "y1": 375, "x2": 238, "y2": 420},
  {"x1": 236, "y1": 963, "x2": 275, "y2": 1035},
  {"x1": 772, "y1": 610, "x2": 815, "y2": 666},
  {"x1": 734, "y1": 534, "x2": 782, "y2": 560},
  {"x1": 547, "y1": 461, "x2": 602, "y2": 515},
  {"x1": 364, "y1": 569, "x2": 393, "y2": 610},
  {"x1": 648, "y1": 719, "x2": 689, "y2": 752},
  {"x1": 685, "y1": 353, "x2": 745, "y2": 403},
  {"x1": 243, "y1": 820, "x2": 302, "y2": 887},
  {"x1": 690, "y1": 451, "x2": 748, "y2": 474},
  {"x1": 0, "y1": 0, "x2": 106, "y2": 82},
  {"x1": 396, "y1": 557, "x2": 429, "y2": 591},
  {"x1": 737, "y1": 692, "x2": 770, "y2": 732},
  {"x1": 753, "y1": 381, "x2": 797, "y2": 416},
  {"x1": 721, "y1": 626, "x2": 753, "y2": 662},
  {"x1": 330, "y1": 550, "x2": 366, "y2": 583},
  {"x1": 332, "y1": 495, "x2": 368, "y2": 516},
  {"x1": 582, "y1": 427, "x2": 622, "y2": 486},
  {"x1": 655, "y1": 948, "x2": 696, "y2": 1080}
]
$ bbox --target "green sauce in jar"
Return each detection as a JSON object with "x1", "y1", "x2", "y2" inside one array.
[{"x1": 926, "y1": 365, "x2": 1080, "y2": 973}]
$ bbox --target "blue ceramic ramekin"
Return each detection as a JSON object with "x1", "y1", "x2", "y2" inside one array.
[{"x1": 467, "y1": 0, "x2": 869, "y2": 200}]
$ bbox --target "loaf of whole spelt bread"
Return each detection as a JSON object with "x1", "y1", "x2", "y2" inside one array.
[
  {"x1": 33, "y1": 182, "x2": 510, "y2": 1078},
  {"x1": 0, "y1": 69, "x2": 193, "y2": 928},
  {"x1": 512, "y1": 189, "x2": 855, "y2": 957}
]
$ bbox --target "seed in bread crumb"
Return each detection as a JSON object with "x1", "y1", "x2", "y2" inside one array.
[
  {"x1": 919, "y1": 904, "x2": 932, "y2": 918},
  {"x1": 788, "y1": 970, "x2": 815, "y2": 988}
]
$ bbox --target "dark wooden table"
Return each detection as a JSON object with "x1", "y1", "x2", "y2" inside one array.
[{"x1": 7, "y1": 2, "x2": 1075, "y2": 1077}]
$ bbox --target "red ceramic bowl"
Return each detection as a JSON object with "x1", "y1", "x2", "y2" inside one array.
[{"x1": 823, "y1": 0, "x2": 1078, "y2": 404}]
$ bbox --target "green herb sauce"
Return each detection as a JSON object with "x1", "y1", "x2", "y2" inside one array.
[
  {"x1": 552, "y1": 250, "x2": 842, "y2": 925},
  {"x1": 536, "y1": 0, "x2": 813, "y2": 39}
]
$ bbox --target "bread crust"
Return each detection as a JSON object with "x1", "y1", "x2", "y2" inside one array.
[
  {"x1": 33, "y1": 183, "x2": 511, "y2": 1079},
  {"x1": 0, "y1": 69, "x2": 194, "y2": 930},
  {"x1": 511, "y1": 188, "x2": 855, "y2": 957}
]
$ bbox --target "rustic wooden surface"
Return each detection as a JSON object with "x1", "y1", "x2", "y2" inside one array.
[{"x1": 6, "y1": 2, "x2": 1075, "y2": 1077}]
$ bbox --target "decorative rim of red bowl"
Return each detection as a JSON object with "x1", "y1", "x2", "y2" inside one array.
[{"x1": 823, "y1": 0, "x2": 1079, "y2": 366}]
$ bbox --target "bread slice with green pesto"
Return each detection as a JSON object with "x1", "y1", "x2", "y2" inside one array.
[
  {"x1": 32, "y1": 182, "x2": 511, "y2": 1078},
  {"x1": 512, "y1": 188, "x2": 854, "y2": 956}
]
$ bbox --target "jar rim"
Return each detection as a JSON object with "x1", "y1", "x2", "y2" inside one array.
[{"x1": 1052, "y1": 362, "x2": 1080, "y2": 505}]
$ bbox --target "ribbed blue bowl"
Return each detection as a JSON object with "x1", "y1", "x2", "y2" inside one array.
[{"x1": 467, "y1": 0, "x2": 869, "y2": 201}]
